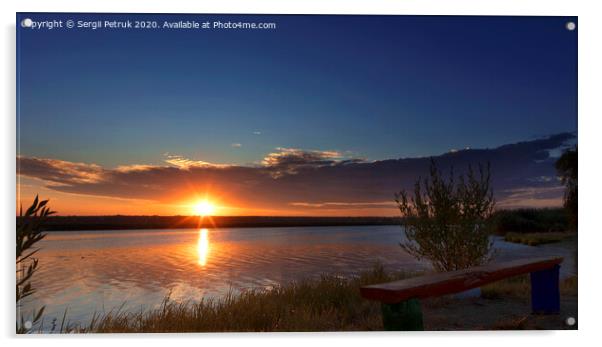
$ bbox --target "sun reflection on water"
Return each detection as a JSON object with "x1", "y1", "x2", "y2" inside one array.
[{"x1": 197, "y1": 228, "x2": 210, "y2": 267}]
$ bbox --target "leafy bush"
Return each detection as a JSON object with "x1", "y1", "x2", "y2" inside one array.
[
  {"x1": 16, "y1": 195, "x2": 54, "y2": 333},
  {"x1": 395, "y1": 160, "x2": 495, "y2": 272}
]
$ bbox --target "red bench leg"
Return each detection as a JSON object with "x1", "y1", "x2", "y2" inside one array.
[
  {"x1": 381, "y1": 298, "x2": 424, "y2": 331},
  {"x1": 530, "y1": 264, "x2": 560, "y2": 314}
]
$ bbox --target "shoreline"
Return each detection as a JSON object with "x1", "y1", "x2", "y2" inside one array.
[{"x1": 26, "y1": 215, "x2": 402, "y2": 231}]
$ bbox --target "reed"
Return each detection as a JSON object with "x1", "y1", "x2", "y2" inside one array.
[
  {"x1": 71, "y1": 264, "x2": 419, "y2": 333},
  {"x1": 41, "y1": 265, "x2": 577, "y2": 333}
]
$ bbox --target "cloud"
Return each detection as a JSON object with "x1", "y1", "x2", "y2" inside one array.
[
  {"x1": 231, "y1": 143, "x2": 242, "y2": 148},
  {"x1": 497, "y1": 186, "x2": 564, "y2": 209},
  {"x1": 17, "y1": 156, "x2": 105, "y2": 186},
  {"x1": 261, "y1": 147, "x2": 362, "y2": 178},
  {"x1": 115, "y1": 164, "x2": 158, "y2": 173},
  {"x1": 528, "y1": 175, "x2": 560, "y2": 183},
  {"x1": 290, "y1": 201, "x2": 395, "y2": 209},
  {"x1": 253, "y1": 131, "x2": 261, "y2": 135},
  {"x1": 262, "y1": 148, "x2": 342, "y2": 166},
  {"x1": 164, "y1": 154, "x2": 230, "y2": 169},
  {"x1": 17, "y1": 133, "x2": 576, "y2": 212}
]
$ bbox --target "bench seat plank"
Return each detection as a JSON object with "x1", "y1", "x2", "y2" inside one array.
[{"x1": 361, "y1": 256, "x2": 563, "y2": 304}]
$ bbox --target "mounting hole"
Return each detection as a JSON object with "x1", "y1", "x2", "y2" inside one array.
[
  {"x1": 21, "y1": 18, "x2": 33, "y2": 28},
  {"x1": 566, "y1": 22, "x2": 576, "y2": 31},
  {"x1": 565, "y1": 316, "x2": 576, "y2": 326}
]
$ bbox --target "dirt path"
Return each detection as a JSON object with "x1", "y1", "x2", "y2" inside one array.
[{"x1": 422, "y1": 294, "x2": 577, "y2": 330}]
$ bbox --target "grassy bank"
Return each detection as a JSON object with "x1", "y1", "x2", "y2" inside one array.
[
  {"x1": 494, "y1": 208, "x2": 569, "y2": 234},
  {"x1": 504, "y1": 232, "x2": 574, "y2": 246},
  {"x1": 60, "y1": 265, "x2": 419, "y2": 333},
  {"x1": 44, "y1": 264, "x2": 577, "y2": 333},
  {"x1": 482, "y1": 274, "x2": 577, "y2": 300}
]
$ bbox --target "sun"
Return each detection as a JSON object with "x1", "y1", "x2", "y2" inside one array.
[{"x1": 194, "y1": 200, "x2": 215, "y2": 216}]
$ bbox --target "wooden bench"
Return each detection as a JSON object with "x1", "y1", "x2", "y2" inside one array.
[{"x1": 360, "y1": 256, "x2": 563, "y2": 330}]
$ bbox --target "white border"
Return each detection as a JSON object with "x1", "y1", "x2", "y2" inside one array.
[{"x1": 2, "y1": 1, "x2": 601, "y2": 346}]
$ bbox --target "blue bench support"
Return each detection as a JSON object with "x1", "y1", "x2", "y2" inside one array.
[
  {"x1": 530, "y1": 264, "x2": 560, "y2": 314},
  {"x1": 381, "y1": 298, "x2": 424, "y2": 331}
]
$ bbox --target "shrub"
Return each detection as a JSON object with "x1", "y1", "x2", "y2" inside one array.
[
  {"x1": 16, "y1": 195, "x2": 54, "y2": 333},
  {"x1": 395, "y1": 159, "x2": 495, "y2": 272}
]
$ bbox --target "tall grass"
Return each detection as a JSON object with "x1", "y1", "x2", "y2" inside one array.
[
  {"x1": 16, "y1": 196, "x2": 54, "y2": 334},
  {"x1": 65, "y1": 264, "x2": 420, "y2": 333},
  {"x1": 36, "y1": 264, "x2": 578, "y2": 333}
]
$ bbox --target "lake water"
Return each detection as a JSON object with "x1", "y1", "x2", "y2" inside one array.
[{"x1": 20, "y1": 225, "x2": 573, "y2": 327}]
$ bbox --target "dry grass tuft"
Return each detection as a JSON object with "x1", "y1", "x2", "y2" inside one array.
[
  {"x1": 38, "y1": 266, "x2": 577, "y2": 333},
  {"x1": 68, "y1": 264, "x2": 420, "y2": 333},
  {"x1": 481, "y1": 274, "x2": 577, "y2": 300}
]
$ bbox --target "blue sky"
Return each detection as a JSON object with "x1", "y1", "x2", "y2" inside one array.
[
  {"x1": 18, "y1": 14, "x2": 577, "y2": 168},
  {"x1": 16, "y1": 14, "x2": 577, "y2": 215}
]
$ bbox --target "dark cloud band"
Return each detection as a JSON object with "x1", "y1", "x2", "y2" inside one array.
[{"x1": 17, "y1": 133, "x2": 575, "y2": 210}]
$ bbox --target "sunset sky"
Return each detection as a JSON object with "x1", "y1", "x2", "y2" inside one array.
[{"x1": 17, "y1": 14, "x2": 577, "y2": 216}]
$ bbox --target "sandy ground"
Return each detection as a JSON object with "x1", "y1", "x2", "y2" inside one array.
[
  {"x1": 421, "y1": 294, "x2": 577, "y2": 330},
  {"x1": 423, "y1": 236, "x2": 578, "y2": 330}
]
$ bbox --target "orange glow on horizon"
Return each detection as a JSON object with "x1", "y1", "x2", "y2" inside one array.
[{"x1": 18, "y1": 179, "x2": 406, "y2": 217}]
